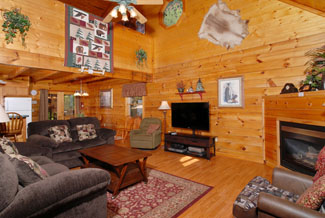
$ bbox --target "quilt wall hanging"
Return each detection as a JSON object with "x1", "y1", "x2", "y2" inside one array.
[{"x1": 65, "y1": 5, "x2": 113, "y2": 74}]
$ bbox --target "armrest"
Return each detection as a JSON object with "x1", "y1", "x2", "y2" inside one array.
[
  {"x1": 130, "y1": 129, "x2": 142, "y2": 137},
  {"x1": 27, "y1": 134, "x2": 58, "y2": 149},
  {"x1": 96, "y1": 128, "x2": 116, "y2": 141},
  {"x1": 258, "y1": 192, "x2": 323, "y2": 218},
  {"x1": 272, "y1": 168, "x2": 312, "y2": 195},
  {"x1": 2, "y1": 168, "x2": 110, "y2": 218},
  {"x1": 14, "y1": 142, "x2": 52, "y2": 158}
]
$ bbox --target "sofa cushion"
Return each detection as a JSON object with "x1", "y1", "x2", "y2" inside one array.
[
  {"x1": 28, "y1": 120, "x2": 70, "y2": 137},
  {"x1": 48, "y1": 125, "x2": 73, "y2": 144},
  {"x1": 0, "y1": 137, "x2": 19, "y2": 155},
  {"x1": 69, "y1": 117, "x2": 101, "y2": 131},
  {"x1": 77, "y1": 137, "x2": 107, "y2": 148},
  {"x1": 8, "y1": 153, "x2": 49, "y2": 186},
  {"x1": 146, "y1": 124, "x2": 160, "y2": 134},
  {"x1": 41, "y1": 163, "x2": 69, "y2": 176},
  {"x1": 76, "y1": 124, "x2": 97, "y2": 141},
  {"x1": 0, "y1": 153, "x2": 18, "y2": 212},
  {"x1": 296, "y1": 175, "x2": 325, "y2": 209},
  {"x1": 53, "y1": 141, "x2": 83, "y2": 153}
]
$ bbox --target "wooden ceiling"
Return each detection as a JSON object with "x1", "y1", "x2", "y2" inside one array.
[{"x1": 0, "y1": 0, "x2": 324, "y2": 85}]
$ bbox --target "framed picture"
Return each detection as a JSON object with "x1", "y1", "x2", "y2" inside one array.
[
  {"x1": 218, "y1": 76, "x2": 244, "y2": 108},
  {"x1": 99, "y1": 89, "x2": 113, "y2": 108}
]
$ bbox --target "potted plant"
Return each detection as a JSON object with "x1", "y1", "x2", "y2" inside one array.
[
  {"x1": 136, "y1": 48, "x2": 147, "y2": 67},
  {"x1": 2, "y1": 8, "x2": 31, "y2": 47},
  {"x1": 300, "y1": 45, "x2": 325, "y2": 91},
  {"x1": 176, "y1": 80, "x2": 185, "y2": 93}
]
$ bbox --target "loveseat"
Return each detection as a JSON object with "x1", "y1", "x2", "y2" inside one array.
[
  {"x1": 0, "y1": 151, "x2": 110, "y2": 218},
  {"x1": 27, "y1": 117, "x2": 115, "y2": 168}
]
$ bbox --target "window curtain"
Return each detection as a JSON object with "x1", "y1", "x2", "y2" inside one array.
[
  {"x1": 122, "y1": 83, "x2": 146, "y2": 97},
  {"x1": 39, "y1": 89, "x2": 48, "y2": 121}
]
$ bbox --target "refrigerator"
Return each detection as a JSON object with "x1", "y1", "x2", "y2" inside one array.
[{"x1": 4, "y1": 97, "x2": 32, "y2": 136}]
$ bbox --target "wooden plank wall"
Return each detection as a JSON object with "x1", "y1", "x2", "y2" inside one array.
[
  {"x1": 85, "y1": 0, "x2": 325, "y2": 163},
  {"x1": 141, "y1": 0, "x2": 325, "y2": 163},
  {"x1": 0, "y1": 0, "x2": 153, "y2": 73},
  {"x1": 264, "y1": 91, "x2": 325, "y2": 167}
]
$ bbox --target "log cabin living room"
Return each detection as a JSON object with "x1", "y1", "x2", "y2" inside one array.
[{"x1": 0, "y1": 0, "x2": 325, "y2": 217}]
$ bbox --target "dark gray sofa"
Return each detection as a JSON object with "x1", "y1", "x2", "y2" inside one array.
[
  {"x1": 0, "y1": 151, "x2": 110, "y2": 218},
  {"x1": 27, "y1": 117, "x2": 116, "y2": 168}
]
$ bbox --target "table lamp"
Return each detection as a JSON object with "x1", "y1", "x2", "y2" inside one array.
[{"x1": 158, "y1": 101, "x2": 170, "y2": 134}]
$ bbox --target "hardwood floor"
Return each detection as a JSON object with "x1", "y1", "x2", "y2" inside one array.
[{"x1": 114, "y1": 140, "x2": 273, "y2": 218}]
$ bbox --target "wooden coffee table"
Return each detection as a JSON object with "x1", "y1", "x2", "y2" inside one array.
[{"x1": 79, "y1": 144, "x2": 151, "y2": 198}]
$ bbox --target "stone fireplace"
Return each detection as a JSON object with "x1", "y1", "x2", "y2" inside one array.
[{"x1": 279, "y1": 121, "x2": 325, "y2": 176}]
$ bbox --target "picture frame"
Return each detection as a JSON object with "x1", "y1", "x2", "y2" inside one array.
[
  {"x1": 218, "y1": 76, "x2": 244, "y2": 108},
  {"x1": 99, "y1": 89, "x2": 113, "y2": 108}
]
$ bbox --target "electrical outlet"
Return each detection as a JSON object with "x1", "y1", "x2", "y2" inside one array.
[{"x1": 298, "y1": 92, "x2": 304, "y2": 97}]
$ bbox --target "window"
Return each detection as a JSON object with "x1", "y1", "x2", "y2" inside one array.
[
  {"x1": 100, "y1": 89, "x2": 113, "y2": 108},
  {"x1": 127, "y1": 97, "x2": 142, "y2": 118},
  {"x1": 48, "y1": 94, "x2": 57, "y2": 120},
  {"x1": 64, "y1": 94, "x2": 75, "y2": 117}
]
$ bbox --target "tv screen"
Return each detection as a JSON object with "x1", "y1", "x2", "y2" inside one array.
[{"x1": 171, "y1": 102, "x2": 210, "y2": 131}]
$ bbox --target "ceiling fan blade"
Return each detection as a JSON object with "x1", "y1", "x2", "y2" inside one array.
[
  {"x1": 132, "y1": 7, "x2": 147, "y2": 24},
  {"x1": 134, "y1": 0, "x2": 163, "y2": 5}
]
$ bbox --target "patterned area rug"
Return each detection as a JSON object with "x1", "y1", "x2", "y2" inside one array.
[{"x1": 107, "y1": 169, "x2": 212, "y2": 218}]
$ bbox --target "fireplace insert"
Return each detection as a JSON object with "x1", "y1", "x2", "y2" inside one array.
[{"x1": 280, "y1": 121, "x2": 325, "y2": 176}]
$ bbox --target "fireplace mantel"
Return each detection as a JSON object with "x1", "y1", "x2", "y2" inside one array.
[{"x1": 263, "y1": 90, "x2": 325, "y2": 167}]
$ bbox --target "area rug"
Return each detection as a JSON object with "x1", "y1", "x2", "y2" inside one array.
[{"x1": 107, "y1": 169, "x2": 212, "y2": 218}]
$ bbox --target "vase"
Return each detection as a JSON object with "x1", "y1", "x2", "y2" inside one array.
[{"x1": 178, "y1": 88, "x2": 184, "y2": 93}]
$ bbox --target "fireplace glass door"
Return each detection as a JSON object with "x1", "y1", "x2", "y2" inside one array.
[{"x1": 280, "y1": 121, "x2": 325, "y2": 176}]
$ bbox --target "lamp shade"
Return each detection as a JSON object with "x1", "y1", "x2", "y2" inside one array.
[
  {"x1": 158, "y1": 101, "x2": 170, "y2": 110},
  {"x1": 0, "y1": 105, "x2": 9, "y2": 123}
]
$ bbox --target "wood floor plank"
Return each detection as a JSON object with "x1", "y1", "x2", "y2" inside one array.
[{"x1": 114, "y1": 140, "x2": 273, "y2": 217}]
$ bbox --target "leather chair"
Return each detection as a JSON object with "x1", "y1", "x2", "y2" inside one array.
[
  {"x1": 233, "y1": 167, "x2": 324, "y2": 218},
  {"x1": 130, "y1": 118, "x2": 161, "y2": 149}
]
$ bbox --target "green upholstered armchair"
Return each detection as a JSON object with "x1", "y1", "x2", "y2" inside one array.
[{"x1": 130, "y1": 118, "x2": 162, "y2": 149}]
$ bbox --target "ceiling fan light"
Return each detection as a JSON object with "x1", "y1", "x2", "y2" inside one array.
[
  {"x1": 122, "y1": 13, "x2": 128, "y2": 21},
  {"x1": 130, "y1": 8, "x2": 137, "y2": 18},
  {"x1": 119, "y1": 4, "x2": 127, "y2": 14},
  {"x1": 110, "y1": 8, "x2": 118, "y2": 18}
]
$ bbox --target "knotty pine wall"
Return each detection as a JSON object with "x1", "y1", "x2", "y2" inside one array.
[
  {"x1": 86, "y1": 0, "x2": 325, "y2": 163},
  {"x1": 145, "y1": 0, "x2": 325, "y2": 163},
  {"x1": 0, "y1": 0, "x2": 153, "y2": 74}
]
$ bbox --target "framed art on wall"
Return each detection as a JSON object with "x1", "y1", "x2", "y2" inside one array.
[
  {"x1": 100, "y1": 89, "x2": 113, "y2": 108},
  {"x1": 218, "y1": 76, "x2": 244, "y2": 108}
]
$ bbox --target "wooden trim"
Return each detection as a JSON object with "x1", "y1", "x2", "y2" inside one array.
[
  {"x1": 281, "y1": 126, "x2": 325, "y2": 139},
  {"x1": 277, "y1": 0, "x2": 325, "y2": 17}
]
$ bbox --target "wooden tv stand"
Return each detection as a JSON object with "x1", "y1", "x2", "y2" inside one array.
[{"x1": 164, "y1": 133, "x2": 215, "y2": 160}]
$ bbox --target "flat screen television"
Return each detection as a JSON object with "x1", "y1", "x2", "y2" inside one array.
[{"x1": 171, "y1": 102, "x2": 210, "y2": 134}]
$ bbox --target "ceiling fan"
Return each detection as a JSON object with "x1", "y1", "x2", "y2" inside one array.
[{"x1": 103, "y1": 0, "x2": 163, "y2": 24}]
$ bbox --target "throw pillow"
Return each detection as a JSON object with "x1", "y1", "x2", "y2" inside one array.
[
  {"x1": 76, "y1": 124, "x2": 97, "y2": 141},
  {"x1": 0, "y1": 137, "x2": 19, "y2": 155},
  {"x1": 313, "y1": 146, "x2": 325, "y2": 182},
  {"x1": 8, "y1": 153, "x2": 49, "y2": 186},
  {"x1": 296, "y1": 175, "x2": 325, "y2": 209},
  {"x1": 146, "y1": 124, "x2": 160, "y2": 135},
  {"x1": 48, "y1": 125, "x2": 72, "y2": 144}
]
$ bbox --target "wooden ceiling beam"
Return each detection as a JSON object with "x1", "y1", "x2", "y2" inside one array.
[
  {"x1": 0, "y1": 47, "x2": 151, "y2": 82},
  {"x1": 277, "y1": 0, "x2": 325, "y2": 17},
  {"x1": 52, "y1": 73, "x2": 85, "y2": 84},
  {"x1": 8, "y1": 67, "x2": 30, "y2": 79},
  {"x1": 32, "y1": 71, "x2": 61, "y2": 82}
]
